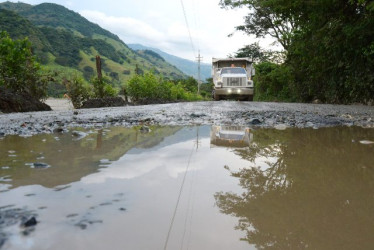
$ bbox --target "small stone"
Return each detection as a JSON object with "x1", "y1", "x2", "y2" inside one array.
[
  {"x1": 275, "y1": 124, "x2": 287, "y2": 130},
  {"x1": 22, "y1": 217, "x2": 37, "y2": 227},
  {"x1": 249, "y1": 118, "x2": 261, "y2": 125},
  {"x1": 31, "y1": 162, "x2": 50, "y2": 169},
  {"x1": 72, "y1": 131, "x2": 88, "y2": 140},
  {"x1": 53, "y1": 127, "x2": 64, "y2": 133},
  {"x1": 190, "y1": 113, "x2": 205, "y2": 118},
  {"x1": 139, "y1": 126, "x2": 151, "y2": 133}
]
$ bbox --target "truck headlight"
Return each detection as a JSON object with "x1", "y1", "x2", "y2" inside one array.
[
  {"x1": 237, "y1": 89, "x2": 241, "y2": 93},
  {"x1": 228, "y1": 89, "x2": 232, "y2": 93}
]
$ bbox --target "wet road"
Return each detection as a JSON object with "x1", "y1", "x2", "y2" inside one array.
[
  {"x1": 0, "y1": 101, "x2": 374, "y2": 136},
  {"x1": 1, "y1": 126, "x2": 373, "y2": 249}
]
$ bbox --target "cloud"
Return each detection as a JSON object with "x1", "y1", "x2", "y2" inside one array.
[
  {"x1": 80, "y1": 10, "x2": 164, "y2": 43},
  {"x1": 79, "y1": 6, "x2": 270, "y2": 61}
]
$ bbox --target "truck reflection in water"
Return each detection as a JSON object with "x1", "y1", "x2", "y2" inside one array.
[{"x1": 210, "y1": 125, "x2": 253, "y2": 148}]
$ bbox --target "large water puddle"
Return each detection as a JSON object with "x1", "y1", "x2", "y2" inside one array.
[{"x1": 0, "y1": 126, "x2": 373, "y2": 249}]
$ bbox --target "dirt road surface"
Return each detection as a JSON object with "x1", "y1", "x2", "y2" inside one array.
[{"x1": 0, "y1": 101, "x2": 373, "y2": 136}]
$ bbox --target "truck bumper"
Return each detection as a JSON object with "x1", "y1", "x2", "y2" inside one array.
[{"x1": 214, "y1": 87, "x2": 254, "y2": 96}]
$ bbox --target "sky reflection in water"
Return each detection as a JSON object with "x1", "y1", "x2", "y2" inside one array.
[{"x1": 0, "y1": 126, "x2": 373, "y2": 250}]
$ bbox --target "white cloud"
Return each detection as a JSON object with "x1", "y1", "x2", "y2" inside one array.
[
  {"x1": 80, "y1": 10, "x2": 164, "y2": 43},
  {"x1": 3, "y1": 0, "x2": 277, "y2": 61}
]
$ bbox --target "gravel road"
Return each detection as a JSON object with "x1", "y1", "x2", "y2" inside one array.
[{"x1": 0, "y1": 101, "x2": 373, "y2": 136}]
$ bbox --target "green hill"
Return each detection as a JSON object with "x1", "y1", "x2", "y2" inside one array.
[
  {"x1": 0, "y1": 1, "x2": 186, "y2": 95},
  {"x1": 129, "y1": 43, "x2": 212, "y2": 81}
]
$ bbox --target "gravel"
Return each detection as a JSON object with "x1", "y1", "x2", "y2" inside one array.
[{"x1": 0, "y1": 101, "x2": 373, "y2": 136}]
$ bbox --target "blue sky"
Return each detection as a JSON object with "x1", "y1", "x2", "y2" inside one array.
[{"x1": 1, "y1": 0, "x2": 273, "y2": 61}]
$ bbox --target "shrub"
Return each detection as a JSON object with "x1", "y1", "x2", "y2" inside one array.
[
  {"x1": 64, "y1": 76, "x2": 91, "y2": 108},
  {"x1": 126, "y1": 72, "x2": 204, "y2": 103},
  {"x1": 0, "y1": 31, "x2": 50, "y2": 100},
  {"x1": 254, "y1": 62, "x2": 296, "y2": 102},
  {"x1": 91, "y1": 77, "x2": 118, "y2": 98}
]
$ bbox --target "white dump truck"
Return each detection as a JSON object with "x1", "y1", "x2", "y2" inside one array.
[{"x1": 212, "y1": 58, "x2": 255, "y2": 101}]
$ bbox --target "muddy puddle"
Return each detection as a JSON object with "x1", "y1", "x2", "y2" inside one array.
[{"x1": 0, "y1": 126, "x2": 374, "y2": 250}]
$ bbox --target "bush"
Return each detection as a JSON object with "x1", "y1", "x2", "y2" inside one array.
[
  {"x1": 126, "y1": 72, "x2": 203, "y2": 103},
  {"x1": 254, "y1": 62, "x2": 296, "y2": 102},
  {"x1": 64, "y1": 76, "x2": 91, "y2": 108},
  {"x1": 91, "y1": 77, "x2": 119, "y2": 98},
  {"x1": 0, "y1": 31, "x2": 50, "y2": 100}
]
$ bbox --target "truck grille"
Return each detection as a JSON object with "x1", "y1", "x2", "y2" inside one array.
[{"x1": 223, "y1": 77, "x2": 246, "y2": 87}]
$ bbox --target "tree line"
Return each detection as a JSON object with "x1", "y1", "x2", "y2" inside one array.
[{"x1": 223, "y1": 0, "x2": 374, "y2": 104}]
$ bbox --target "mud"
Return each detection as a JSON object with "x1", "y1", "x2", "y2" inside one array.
[{"x1": 0, "y1": 101, "x2": 373, "y2": 136}]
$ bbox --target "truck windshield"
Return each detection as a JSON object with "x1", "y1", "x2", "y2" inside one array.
[{"x1": 221, "y1": 67, "x2": 246, "y2": 74}]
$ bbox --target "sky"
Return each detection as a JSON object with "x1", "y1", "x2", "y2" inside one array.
[{"x1": 1, "y1": 0, "x2": 273, "y2": 62}]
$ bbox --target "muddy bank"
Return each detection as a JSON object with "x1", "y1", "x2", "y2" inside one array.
[
  {"x1": 0, "y1": 87, "x2": 51, "y2": 113},
  {"x1": 0, "y1": 101, "x2": 373, "y2": 136}
]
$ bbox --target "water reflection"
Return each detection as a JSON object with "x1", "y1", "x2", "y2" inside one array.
[
  {"x1": 0, "y1": 126, "x2": 181, "y2": 189},
  {"x1": 215, "y1": 127, "x2": 374, "y2": 249},
  {"x1": 210, "y1": 126, "x2": 253, "y2": 148},
  {"x1": 0, "y1": 126, "x2": 373, "y2": 249}
]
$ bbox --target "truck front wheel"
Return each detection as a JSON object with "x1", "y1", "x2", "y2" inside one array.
[
  {"x1": 247, "y1": 95, "x2": 253, "y2": 101},
  {"x1": 214, "y1": 93, "x2": 220, "y2": 101}
]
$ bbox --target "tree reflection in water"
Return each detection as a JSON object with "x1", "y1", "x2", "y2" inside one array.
[{"x1": 215, "y1": 127, "x2": 374, "y2": 249}]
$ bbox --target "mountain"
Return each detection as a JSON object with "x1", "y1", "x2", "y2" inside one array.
[
  {"x1": 128, "y1": 44, "x2": 212, "y2": 81},
  {"x1": 0, "y1": 1, "x2": 186, "y2": 91}
]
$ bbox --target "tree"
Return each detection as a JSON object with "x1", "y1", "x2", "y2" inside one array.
[
  {"x1": 222, "y1": 0, "x2": 374, "y2": 103},
  {"x1": 286, "y1": 0, "x2": 374, "y2": 103},
  {"x1": 220, "y1": 0, "x2": 296, "y2": 51},
  {"x1": 0, "y1": 31, "x2": 50, "y2": 100},
  {"x1": 233, "y1": 42, "x2": 285, "y2": 63}
]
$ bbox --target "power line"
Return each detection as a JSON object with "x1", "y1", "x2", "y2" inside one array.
[
  {"x1": 163, "y1": 142, "x2": 195, "y2": 250},
  {"x1": 180, "y1": 0, "x2": 196, "y2": 57}
]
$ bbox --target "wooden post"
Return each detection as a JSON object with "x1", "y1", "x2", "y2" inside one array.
[{"x1": 96, "y1": 55, "x2": 102, "y2": 80}]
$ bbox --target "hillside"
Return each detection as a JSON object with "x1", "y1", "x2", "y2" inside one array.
[
  {"x1": 0, "y1": 1, "x2": 186, "y2": 93},
  {"x1": 129, "y1": 44, "x2": 212, "y2": 81}
]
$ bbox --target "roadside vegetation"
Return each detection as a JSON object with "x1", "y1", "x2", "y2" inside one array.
[
  {"x1": 126, "y1": 73, "x2": 204, "y2": 103},
  {"x1": 224, "y1": 0, "x2": 374, "y2": 104},
  {"x1": 0, "y1": 31, "x2": 208, "y2": 109},
  {"x1": 0, "y1": 31, "x2": 52, "y2": 100}
]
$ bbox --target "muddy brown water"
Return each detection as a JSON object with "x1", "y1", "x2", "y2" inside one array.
[{"x1": 0, "y1": 126, "x2": 373, "y2": 250}]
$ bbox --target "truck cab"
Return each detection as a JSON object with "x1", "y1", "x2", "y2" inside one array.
[{"x1": 212, "y1": 58, "x2": 255, "y2": 101}]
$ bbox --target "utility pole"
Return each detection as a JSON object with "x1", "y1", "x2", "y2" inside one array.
[
  {"x1": 196, "y1": 50, "x2": 203, "y2": 94},
  {"x1": 95, "y1": 55, "x2": 102, "y2": 80}
]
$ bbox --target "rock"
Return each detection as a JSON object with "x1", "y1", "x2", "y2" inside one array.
[
  {"x1": 53, "y1": 127, "x2": 64, "y2": 133},
  {"x1": 72, "y1": 131, "x2": 88, "y2": 140},
  {"x1": 306, "y1": 121, "x2": 314, "y2": 127},
  {"x1": 190, "y1": 113, "x2": 206, "y2": 118},
  {"x1": 22, "y1": 217, "x2": 37, "y2": 227},
  {"x1": 31, "y1": 162, "x2": 50, "y2": 169},
  {"x1": 0, "y1": 86, "x2": 51, "y2": 113},
  {"x1": 275, "y1": 124, "x2": 287, "y2": 130},
  {"x1": 312, "y1": 99, "x2": 322, "y2": 104},
  {"x1": 139, "y1": 126, "x2": 151, "y2": 133},
  {"x1": 249, "y1": 118, "x2": 262, "y2": 125},
  {"x1": 81, "y1": 97, "x2": 126, "y2": 109}
]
